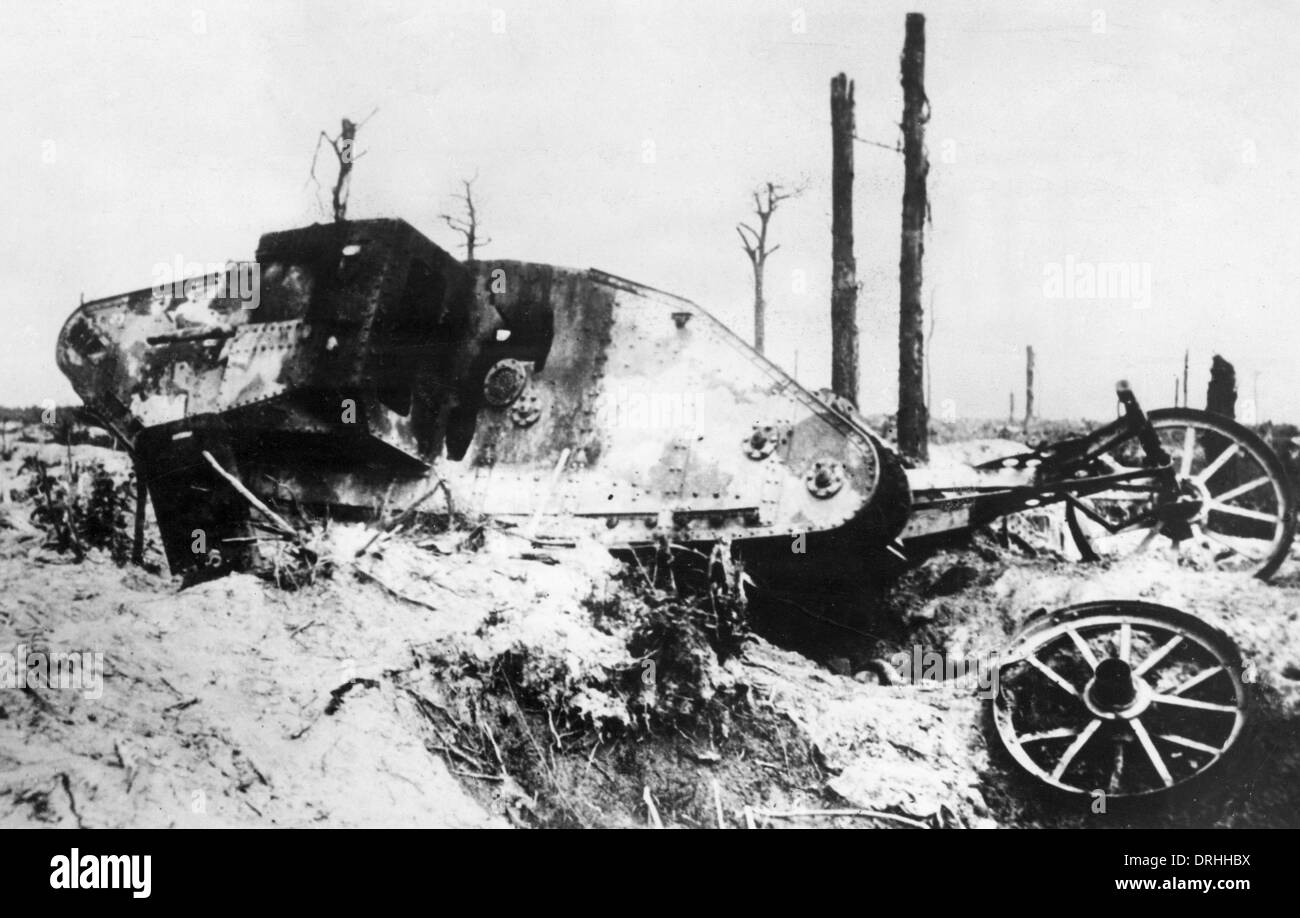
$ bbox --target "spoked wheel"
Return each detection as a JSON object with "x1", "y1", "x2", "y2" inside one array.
[
  {"x1": 991, "y1": 601, "x2": 1248, "y2": 799},
  {"x1": 1065, "y1": 408, "x2": 1295, "y2": 579}
]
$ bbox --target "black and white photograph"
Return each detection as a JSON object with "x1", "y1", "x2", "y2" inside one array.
[{"x1": 0, "y1": 0, "x2": 1294, "y2": 890}]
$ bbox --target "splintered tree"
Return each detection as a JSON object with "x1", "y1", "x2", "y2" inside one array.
[
  {"x1": 897, "y1": 12, "x2": 929, "y2": 462},
  {"x1": 1204, "y1": 355, "x2": 1239, "y2": 496},
  {"x1": 1024, "y1": 345, "x2": 1035, "y2": 430},
  {"x1": 830, "y1": 73, "x2": 858, "y2": 406},
  {"x1": 1206, "y1": 354, "x2": 1237, "y2": 419},
  {"x1": 310, "y1": 108, "x2": 378, "y2": 222},
  {"x1": 737, "y1": 182, "x2": 803, "y2": 354},
  {"x1": 440, "y1": 174, "x2": 492, "y2": 261}
]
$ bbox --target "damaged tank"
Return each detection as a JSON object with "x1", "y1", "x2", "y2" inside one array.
[{"x1": 56, "y1": 218, "x2": 911, "y2": 604}]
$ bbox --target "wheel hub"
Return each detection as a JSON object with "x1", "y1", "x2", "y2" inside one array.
[
  {"x1": 1083, "y1": 657, "x2": 1152, "y2": 720},
  {"x1": 1162, "y1": 476, "x2": 1207, "y2": 523}
]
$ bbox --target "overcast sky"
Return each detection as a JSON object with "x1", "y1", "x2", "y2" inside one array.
[{"x1": 4, "y1": 0, "x2": 1298, "y2": 422}]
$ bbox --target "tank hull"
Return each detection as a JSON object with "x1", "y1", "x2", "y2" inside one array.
[{"x1": 56, "y1": 219, "x2": 909, "y2": 585}]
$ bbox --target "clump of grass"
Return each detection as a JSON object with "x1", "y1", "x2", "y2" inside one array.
[{"x1": 24, "y1": 457, "x2": 135, "y2": 564}]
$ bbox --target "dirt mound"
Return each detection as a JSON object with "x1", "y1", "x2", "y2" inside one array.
[
  {"x1": 0, "y1": 501, "x2": 991, "y2": 828},
  {"x1": 3, "y1": 439, "x2": 1298, "y2": 828}
]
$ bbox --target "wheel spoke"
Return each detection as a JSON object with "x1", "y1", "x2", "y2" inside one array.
[
  {"x1": 1169, "y1": 664, "x2": 1226, "y2": 696},
  {"x1": 1158, "y1": 733, "x2": 1223, "y2": 756},
  {"x1": 1153, "y1": 693, "x2": 1237, "y2": 713},
  {"x1": 1130, "y1": 718, "x2": 1174, "y2": 787},
  {"x1": 1051, "y1": 718, "x2": 1102, "y2": 781},
  {"x1": 1018, "y1": 726, "x2": 1080, "y2": 744},
  {"x1": 1133, "y1": 634, "x2": 1183, "y2": 676},
  {"x1": 1179, "y1": 426, "x2": 1196, "y2": 477},
  {"x1": 1212, "y1": 475, "x2": 1272, "y2": 505},
  {"x1": 1118, "y1": 622, "x2": 1132, "y2": 663},
  {"x1": 1027, "y1": 654, "x2": 1082, "y2": 698},
  {"x1": 1208, "y1": 501, "x2": 1280, "y2": 525},
  {"x1": 1195, "y1": 443, "x2": 1240, "y2": 484},
  {"x1": 1198, "y1": 527, "x2": 1267, "y2": 563},
  {"x1": 1133, "y1": 522, "x2": 1162, "y2": 552},
  {"x1": 1066, "y1": 628, "x2": 1099, "y2": 669}
]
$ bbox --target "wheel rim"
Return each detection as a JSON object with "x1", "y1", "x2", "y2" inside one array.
[
  {"x1": 992, "y1": 602, "x2": 1247, "y2": 797},
  {"x1": 1066, "y1": 412, "x2": 1293, "y2": 577}
]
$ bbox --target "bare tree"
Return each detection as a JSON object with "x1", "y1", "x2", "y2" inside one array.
[
  {"x1": 1024, "y1": 345, "x2": 1035, "y2": 431},
  {"x1": 830, "y1": 73, "x2": 858, "y2": 406},
  {"x1": 897, "y1": 12, "x2": 930, "y2": 463},
  {"x1": 1207, "y1": 354, "x2": 1237, "y2": 418},
  {"x1": 737, "y1": 181, "x2": 803, "y2": 354},
  {"x1": 440, "y1": 174, "x2": 492, "y2": 261},
  {"x1": 309, "y1": 108, "x2": 377, "y2": 222}
]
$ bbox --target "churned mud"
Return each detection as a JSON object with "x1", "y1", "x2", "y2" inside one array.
[{"x1": 1, "y1": 435, "x2": 1297, "y2": 828}]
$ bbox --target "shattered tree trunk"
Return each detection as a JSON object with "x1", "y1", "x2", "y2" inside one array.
[
  {"x1": 897, "y1": 13, "x2": 929, "y2": 462},
  {"x1": 1206, "y1": 354, "x2": 1237, "y2": 419},
  {"x1": 333, "y1": 119, "x2": 358, "y2": 222},
  {"x1": 1204, "y1": 355, "x2": 1240, "y2": 495},
  {"x1": 830, "y1": 73, "x2": 859, "y2": 406},
  {"x1": 1024, "y1": 345, "x2": 1035, "y2": 430}
]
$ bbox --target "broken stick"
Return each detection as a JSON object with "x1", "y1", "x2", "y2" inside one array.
[
  {"x1": 201, "y1": 450, "x2": 299, "y2": 540},
  {"x1": 754, "y1": 807, "x2": 928, "y2": 829},
  {"x1": 524, "y1": 448, "x2": 570, "y2": 541},
  {"x1": 355, "y1": 479, "x2": 451, "y2": 557},
  {"x1": 643, "y1": 786, "x2": 663, "y2": 829}
]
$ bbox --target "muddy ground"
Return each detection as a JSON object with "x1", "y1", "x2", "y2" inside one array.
[{"x1": 0, "y1": 434, "x2": 1297, "y2": 828}]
